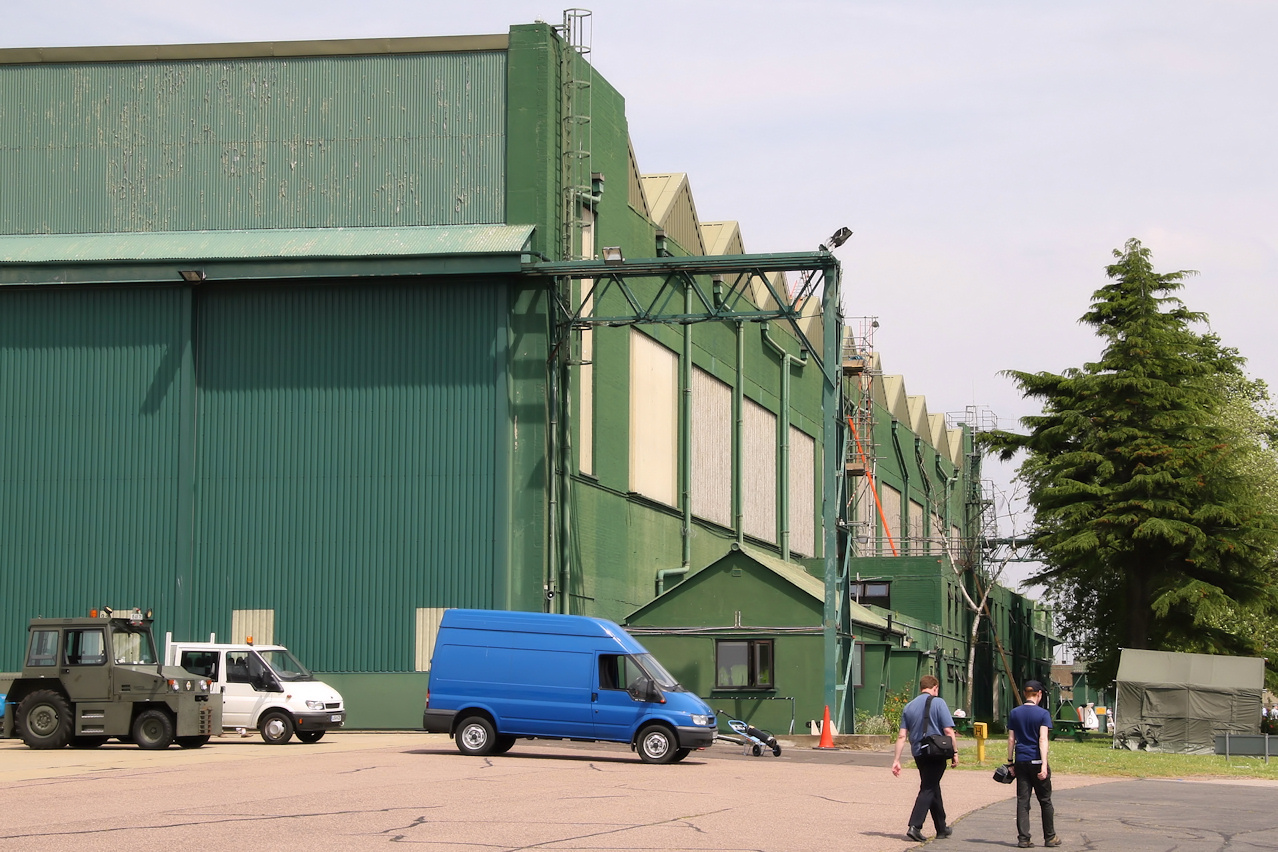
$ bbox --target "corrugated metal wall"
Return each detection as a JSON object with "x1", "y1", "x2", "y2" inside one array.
[
  {"x1": 0, "y1": 51, "x2": 507, "y2": 234},
  {"x1": 0, "y1": 280, "x2": 507, "y2": 672},
  {"x1": 0, "y1": 287, "x2": 189, "y2": 631},
  {"x1": 189, "y1": 281, "x2": 506, "y2": 671}
]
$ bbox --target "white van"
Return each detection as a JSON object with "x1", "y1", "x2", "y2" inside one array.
[{"x1": 165, "y1": 639, "x2": 344, "y2": 744}]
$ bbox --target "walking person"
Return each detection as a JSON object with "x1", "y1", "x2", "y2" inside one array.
[
  {"x1": 892, "y1": 675, "x2": 959, "y2": 842},
  {"x1": 1007, "y1": 680, "x2": 1061, "y2": 848}
]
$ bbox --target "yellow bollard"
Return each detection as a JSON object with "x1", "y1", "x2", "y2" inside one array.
[{"x1": 972, "y1": 721, "x2": 988, "y2": 763}]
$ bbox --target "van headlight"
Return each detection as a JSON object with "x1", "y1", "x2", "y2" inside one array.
[
  {"x1": 691, "y1": 714, "x2": 711, "y2": 726},
  {"x1": 306, "y1": 700, "x2": 326, "y2": 711}
]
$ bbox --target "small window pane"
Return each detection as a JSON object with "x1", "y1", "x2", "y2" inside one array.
[
  {"x1": 717, "y1": 641, "x2": 750, "y2": 687},
  {"x1": 26, "y1": 630, "x2": 59, "y2": 667},
  {"x1": 64, "y1": 629, "x2": 107, "y2": 666},
  {"x1": 754, "y1": 642, "x2": 773, "y2": 687}
]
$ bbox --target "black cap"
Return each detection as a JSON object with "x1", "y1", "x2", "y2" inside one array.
[{"x1": 1024, "y1": 680, "x2": 1044, "y2": 693}]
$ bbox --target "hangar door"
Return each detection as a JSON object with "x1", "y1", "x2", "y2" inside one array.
[{"x1": 0, "y1": 280, "x2": 507, "y2": 672}]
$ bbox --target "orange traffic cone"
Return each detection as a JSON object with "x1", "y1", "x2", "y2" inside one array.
[{"x1": 815, "y1": 705, "x2": 836, "y2": 749}]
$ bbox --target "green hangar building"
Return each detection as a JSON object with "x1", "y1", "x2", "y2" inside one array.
[{"x1": 0, "y1": 17, "x2": 1051, "y2": 731}]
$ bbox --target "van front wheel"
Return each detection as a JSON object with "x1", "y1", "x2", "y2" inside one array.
[
  {"x1": 260, "y1": 711, "x2": 295, "y2": 744},
  {"x1": 636, "y1": 725, "x2": 677, "y2": 764},
  {"x1": 456, "y1": 715, "x2": 496, "y2": 756}
]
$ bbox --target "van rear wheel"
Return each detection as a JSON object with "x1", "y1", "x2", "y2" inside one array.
[
  {"x1": 455, "y1": 715, "x2": 496, "y2": 756},
  {"x1": 491, "y1": 735, "x2": 516, "y2": 754},
  {"x1": 636, "y1": 724, "x2": 677, "y2": 764}
]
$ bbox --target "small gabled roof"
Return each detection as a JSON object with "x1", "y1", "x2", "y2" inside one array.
[
  {"x1": 639, "y1": 172, "x2": 706, "y2": 256},
  {"x1": 734, "y1": 544, "x2": 895, "y2": 633},
  {"x1": 700, "y1": 221, "x2": 744, "y2": 256}
]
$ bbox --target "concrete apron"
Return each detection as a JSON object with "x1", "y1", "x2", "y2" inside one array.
[{"x1": 0, "y1": 733, "x2": 1121, "y2": 852}]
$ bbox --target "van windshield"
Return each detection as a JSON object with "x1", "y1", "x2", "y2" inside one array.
[
  {"x1": 259, "y1": 649, "x2": 314, "y2": 682},
  {"x1": 635, "y1": 653, "x2": 684, "y2": 692}
]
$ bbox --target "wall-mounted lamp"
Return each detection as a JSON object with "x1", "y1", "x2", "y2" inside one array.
[
  {"x1": 601, "y1": 246, "x2": 624, "y2": 265},
  {"x1": 178, "y1": 269, "x2": 206, "y2": 282}
]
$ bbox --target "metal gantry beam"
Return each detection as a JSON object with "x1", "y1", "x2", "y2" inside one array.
[
  {"x1": 531, "y1": 249, "x2": 847, "y2": 716},
  {"x1": 525, "y1": 251, "x2": 840, "y2": 383}
]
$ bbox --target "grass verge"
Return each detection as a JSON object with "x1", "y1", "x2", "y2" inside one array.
[{"x1": 954, "y1": 735, "x2": 1278, "y2": 780}]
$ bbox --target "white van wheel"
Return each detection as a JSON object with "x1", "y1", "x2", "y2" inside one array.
[
  {"x1": 260, "y1": 711, "x2": 295, "y2": 744},
  {"x1": 456, "y1": 716, "x2": 496, "y2": 756},
  {"x1": 637, "y1": 725, "x2": 677, "y2": 764}
]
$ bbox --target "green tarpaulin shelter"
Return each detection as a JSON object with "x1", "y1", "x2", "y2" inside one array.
[{"x1": 1114, "y1": 649, "x2": 1264, "y2": 754}]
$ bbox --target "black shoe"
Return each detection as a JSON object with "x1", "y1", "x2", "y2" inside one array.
[
  {"x1": 1018, "y1": 841, "x2": 1033, "y2": 848},
  {"x1": 906, "y1": 826, "x2": 927, "y2": 843},
  {"x1": 1044, "y1": 837, "x2": 1061, "y2": 848},
  {"x1": 936, "y1": 826, "x2": 953, "y2": 838}
]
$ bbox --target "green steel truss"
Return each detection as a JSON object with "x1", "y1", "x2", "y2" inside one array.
[{"x1": 524, "y1": 250, "x2": 848, "y2": 714}]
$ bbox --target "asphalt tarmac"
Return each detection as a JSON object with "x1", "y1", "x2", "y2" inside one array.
[{"x1": 0, "y1": 733, "x2": 1274, "y2": 851}]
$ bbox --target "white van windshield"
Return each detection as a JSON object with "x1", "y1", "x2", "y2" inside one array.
[
  {"x1": 634, "y1": 653, "x2": 684, "y2": 692},
  {"x1": 259, "y1": 648, "x2": 314, "y2": 681}
]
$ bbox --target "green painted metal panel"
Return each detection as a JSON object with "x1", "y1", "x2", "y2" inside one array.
[
  {"x1": 318, "y1": 672, "x2": 431, "y2": 729},
  {"x1": 0, "y1": 51, "x2": 507, "y2": 234},
  {"x1": 187, "y1": 281, "x2": 507, "y2": 672},
  {"x1": 0, "y1": 286, "x2": 189, "y2": 667}
]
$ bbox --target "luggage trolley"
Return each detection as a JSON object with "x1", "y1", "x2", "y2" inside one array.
[{"x1": 715, "y1": 710, "x2": 782, "y2": 757}]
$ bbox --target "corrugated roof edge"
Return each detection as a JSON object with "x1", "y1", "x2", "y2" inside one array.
[{"x1": 0, "y1": 33, "x2": 510, "y2": 65}]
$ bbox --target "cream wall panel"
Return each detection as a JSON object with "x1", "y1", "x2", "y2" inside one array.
[
  {"x1": 880, "y1": 484, "x2": 901, "y2": 552},
  {"x1": 231, "y1": 609, "x2": 274, "y2": 645},
  {"x1": 909, "y1": 499, "x2": 925, "y2": 554},
  {"x1": 415, "y1": 607, "x2": 446, "y2": 672},
  {"x1": 743, "y1": 398, "x2": 777, "y2": 542},
  {"x1": 629, "y1": 330, "x2": 678, "y2": 506},
  {"x1": 788, "y1": 426, "x2": 816, "y2": 556},
  {"x1": 691, "y1": 367, "x2": 732, "y2": 527}
]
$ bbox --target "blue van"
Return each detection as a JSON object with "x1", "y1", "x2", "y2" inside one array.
[{"x1": 423, "y1": 609, "x2": 717, "y2": 763}]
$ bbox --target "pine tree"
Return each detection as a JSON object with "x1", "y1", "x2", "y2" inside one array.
[{"x1": 986, "y1": 239, "x2": 1278, "y2": 685}]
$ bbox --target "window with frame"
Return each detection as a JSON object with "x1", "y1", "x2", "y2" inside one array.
[
  {"x1": 715, "y1": 639, "x2": 774, "y2": 689},
  {"x1": 598, "y1": 654, "x2": 644, "y2": 695},
  {"x1": 179, "y1": 650, "x2": 220, "y2": 680},
  {"x1": 26, "y1": 629, "x2": 58, "y2": 667},
  {"x1": 851, "y1": 581, "x2": 891, "y2": 609},
  {"x1": 63, "y1": 628, "x2": 107, "y2": 666}
]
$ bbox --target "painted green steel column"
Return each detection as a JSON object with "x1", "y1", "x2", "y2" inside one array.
[{"x1": 822, "y1": 261, "x2": 843, "y2": 714}]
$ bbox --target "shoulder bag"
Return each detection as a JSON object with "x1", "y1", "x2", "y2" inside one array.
[{"x1": 920, "y1": 694, "x2": 957, "y2": 759}]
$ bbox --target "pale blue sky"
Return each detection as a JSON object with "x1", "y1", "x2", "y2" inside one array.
[{"x1": 8, "y1": 1, "x2": 1278, "y2": 591}]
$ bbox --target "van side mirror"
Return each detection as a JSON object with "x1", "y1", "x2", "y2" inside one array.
[
  {"x1": 254, "y1": 673, "x2": 283, "y2": 693},
  {"x1": 628, "y1": 676, "x2": 661, "y2": 704}
]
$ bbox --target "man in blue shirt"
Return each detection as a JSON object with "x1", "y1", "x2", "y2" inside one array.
[
  {"x1": 1007, "y1": 680, "x2": 1060, "y2": 848},
  {"x1": 892, "y1": 675, "x2": 958, "y2": 842}
]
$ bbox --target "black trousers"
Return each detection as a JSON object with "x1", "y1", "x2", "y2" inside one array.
[
  {"x1": 909, "y1": 754, "x2": 949, "y2": 831},
  {"x1": 1014, "y1": 761, "x2": 1055, "y2": 842}
]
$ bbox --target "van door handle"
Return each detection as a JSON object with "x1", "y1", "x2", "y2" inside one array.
[{"x1": 591, "y1": 692, "x2": 598, "y2": 702}]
